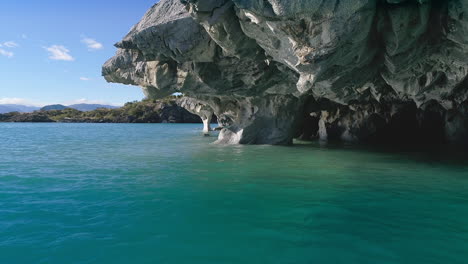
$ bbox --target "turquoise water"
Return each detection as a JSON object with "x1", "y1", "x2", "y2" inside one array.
[{"x1": 1, "y1": 123, "x2": 468, "y2": 264}]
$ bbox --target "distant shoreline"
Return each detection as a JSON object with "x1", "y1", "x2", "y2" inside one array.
[{"x1": 0, "y1": 99, "x2": 216, "y2": 124}]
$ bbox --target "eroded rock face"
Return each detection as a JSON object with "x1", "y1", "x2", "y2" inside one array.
[{"x1": 103, "y1": 0, "x2": 468, "y2": 145}]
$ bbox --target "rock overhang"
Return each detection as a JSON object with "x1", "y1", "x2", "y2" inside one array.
[{"x1": 103, "y1": 0, "x2": 468, "y2": 145}]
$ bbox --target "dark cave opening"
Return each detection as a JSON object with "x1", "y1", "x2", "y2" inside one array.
[{"x1": 293, "y1": 97, "x2": 459, "y2": 147}]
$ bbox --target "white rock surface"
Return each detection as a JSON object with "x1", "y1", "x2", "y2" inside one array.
[{"x1": 104, "y1": 0, "x2": 468, "y2": 145}]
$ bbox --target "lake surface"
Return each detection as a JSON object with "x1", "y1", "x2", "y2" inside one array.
[{"x1": 1, "y1": 123, "x2": 468, "y2": 264}]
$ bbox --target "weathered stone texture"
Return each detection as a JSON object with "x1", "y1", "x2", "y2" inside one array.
[{"x1": 104, "y1": 0, "x2": 468, "y2": 145}]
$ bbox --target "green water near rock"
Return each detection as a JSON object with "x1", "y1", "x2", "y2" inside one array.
[{"x1": 1, "y1": 123, "x2": 467, "y2": 264}]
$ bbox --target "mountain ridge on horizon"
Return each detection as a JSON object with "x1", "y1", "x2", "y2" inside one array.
[{"x1": 0, "y1": 103, "x2": 120, "y2": 114}]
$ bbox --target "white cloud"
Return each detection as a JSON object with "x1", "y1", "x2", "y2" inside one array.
[
  {"x1": 21, "y1": 34, "x2": 28, "y2": 39},
  {"x1": 0, "y1": 98, "x2": 45, "y2": 107},
  {"x1": 44, "y1": 45, "x2": 74, "y2": 61},
  {"x1": 0, "y1": 48, "x2": 14, "y2": 58},
  {"x1": 70, "y1": 98, "x2": 105, "y2": 104},
  {"x1": 65, "y1": 98, "x2": 119, "y2": 106},
  {"x1": 81, "y1": 38, "x2": 103, "y2": 51},
  {"x1": 3, "y1": 41, "x2": 18, "y2": 48},
  {"x1": 79, "y1": 77, "x2": 91, "y2": 81}
]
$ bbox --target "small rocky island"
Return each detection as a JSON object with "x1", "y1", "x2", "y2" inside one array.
[
  {"x1": 103, "y1": 0, "x2": 468, "y2": 146},
  {"x1": 0, "y1": 99, "x2": 203, "y2": 124}
]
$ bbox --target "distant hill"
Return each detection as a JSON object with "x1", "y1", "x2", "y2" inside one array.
[
  {"x1": 67, "y1": 104, "x2": 119, "y2": 111},
  {"x1": 0, "y1": 103, "x2": 119, "y2": 114},
  {"x1": 41, "y1": 104, "x2": 69, "y2": 111},
  {"x1": 0, "y1": 99, "x2": 207, "y2": 124},
  {"x1": 0, "y1": 104, "x2": 40, "y2": 114}
]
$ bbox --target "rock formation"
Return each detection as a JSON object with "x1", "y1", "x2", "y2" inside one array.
[
  {"x1": 103, "y1": 0, "x2": 468, "y2": 145},
  {"x1": 179, "y1": 97, "x2": 214, "y2": 133}
]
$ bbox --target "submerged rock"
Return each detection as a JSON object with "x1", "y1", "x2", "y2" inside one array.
[{"x1": 103, "y1": 0, "x2": 468, "y2": 145}]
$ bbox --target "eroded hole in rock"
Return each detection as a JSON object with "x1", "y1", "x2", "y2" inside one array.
[
  {"x1": 295, "y1": 95, "x2": 320, "y2": 141},
  {"x1": 419, "y1": 75, "x2": 427, "y2": 87},
  {"x1": 419, "y1": 101, "x2": 446, "y2": 143},
  {"x1": 294, "y1": 98, "x2": 456, "y2": 146},
  {"x1": 297, "y1": 114, "x2": 319, "y2": 141},
  {"x1": 295, "y1": 97, "x2": 347, "y2": 142}
]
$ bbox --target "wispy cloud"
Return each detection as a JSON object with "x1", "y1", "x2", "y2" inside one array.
[
  {"x1": 21, "y1": 34, "x2": 28, "y2": 39},
  {"x1": 65, "y1": 98, "x2": 120, "y2": 106},
  {"x1": 81, "y1": 38, "x2": 103, "y2": 51},
  {"x1": 44, "y1": 45, "x2": 74, "y2": 61},
  {"x1": 2, "y1": 41, "x2": 18, "y2": 48},
  {"x1": 0, "y1": 48, "x2": 14, "y2": 58},
  {"x1": 0, "y1": 41, "x2": 19, "y2": 57},
  {"x1": 79, "y1": 77, "x2": 91, "y2": 81},
  {"x1": 0, "y1": 98, "x2": 44, "y2": 106}
]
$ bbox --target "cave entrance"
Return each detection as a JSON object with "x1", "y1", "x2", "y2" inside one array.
[
  {"x1": 293, "y1": 98, "x2": 451, "y2": 146},
  {"x1": 294, "y1": 96, "x2": 342, "y2": 142}
]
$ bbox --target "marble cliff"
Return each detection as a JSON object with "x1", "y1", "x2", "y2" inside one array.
[{"x1": 103, "y1": 0, "x2": 468, "y2": 145}]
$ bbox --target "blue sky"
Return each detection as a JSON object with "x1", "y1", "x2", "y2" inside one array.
[{"x1": 0, "y1": 0, "x2": 157, "y2": 106}]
